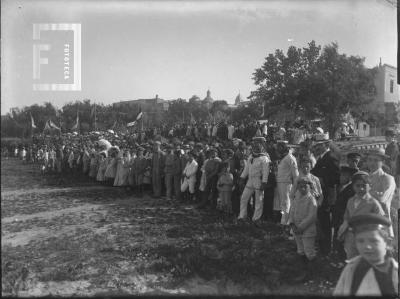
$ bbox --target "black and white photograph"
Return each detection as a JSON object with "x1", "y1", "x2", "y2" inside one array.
[{"x1": 1, "y1": 0, "x2": 398, "y2": 296}]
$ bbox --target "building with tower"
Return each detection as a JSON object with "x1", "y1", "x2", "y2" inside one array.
[{"x1": 203, "y1": 89, "x2": 214, "y2": 109}]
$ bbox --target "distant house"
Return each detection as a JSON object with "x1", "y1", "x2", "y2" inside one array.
[
  {"x1": 370, "y1": 60, "x2": 400, "y2": 115},
  {"x1": 113, "y1": 95, "x2": 169, "y2": 127},
  {"x1": 347, "y1": 116, "x2": 370, "y2": 137},
  {"x1": 354, "y1": 121, "x2": 370, "y2": 137}
]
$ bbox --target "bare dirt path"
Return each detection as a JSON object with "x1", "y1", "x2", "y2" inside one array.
[{"x1": 1, "y1": 158, "x2": 341, "y2": 296}]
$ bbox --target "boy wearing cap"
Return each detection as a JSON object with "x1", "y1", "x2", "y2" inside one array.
[
  {"x1": 334, "y1": 214, "x2": 398, "y2": 296},
  {"x1": 288, "y1": 177, "x2": 318, "y2": 281},
  {"x1": 337, "y1": 171, "x2": 385, "y2": 260},
  {"x1": 290, "y1": 158, "x2": 323, "y2": 206}
]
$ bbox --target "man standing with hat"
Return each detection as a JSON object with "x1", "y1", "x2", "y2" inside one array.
[
  {"x1": 276, "y1": 140, "x2": 299, "y2": 231},
  {"x1": 311, "y1": 138, "x2": 340, "y2": 255},
  {"x1": 237, "y1": 137, "x2": 270, "y2": 226},
  {"x1": 384, "y1": 129, "x2": 399, "y2": 175},
  {"x1": 367, "y1": 148, "x2": 396, "y2": 238},
  {"x1": 151, "y1": 141, "x2": 165, "y2": 198},
  {"x1": 197, "y1": 147, "x2": 221, "y2": 209}
]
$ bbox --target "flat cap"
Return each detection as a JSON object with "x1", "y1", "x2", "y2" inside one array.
[
  {"x1": 349, "y1": 213, "x2": 391, "y2": 232},
  {"x1": 367, "y1": 148, "x2": 388, "y2": 159}
]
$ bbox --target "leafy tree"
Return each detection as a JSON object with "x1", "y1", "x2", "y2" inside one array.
[{"x1": 251, "y1": 41, "x2": 376, "y2": 136}]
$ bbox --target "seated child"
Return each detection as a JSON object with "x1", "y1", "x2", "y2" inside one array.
[{"x1": 334, "y1": 214, "x2": 397, "y2": 296}]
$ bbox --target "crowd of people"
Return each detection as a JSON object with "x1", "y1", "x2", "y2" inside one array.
[{"x1": 3, "y1": 125, "x2": 399, "y2": 296}]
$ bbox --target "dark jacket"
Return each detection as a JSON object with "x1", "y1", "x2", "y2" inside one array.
[
  {"x1": 311, "y1": 151, "x2": 340, "y2": 189},
  {"x1": 332, "y1": 183, "x2": 355, "y2": 229}
]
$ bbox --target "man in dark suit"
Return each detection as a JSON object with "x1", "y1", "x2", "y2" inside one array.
[
  {"x1": 311, "y1": 139, "x2": 340, "y2": 255},
  {"x1": 332, "y1": 166, "x2": 357, "y2": 259}
]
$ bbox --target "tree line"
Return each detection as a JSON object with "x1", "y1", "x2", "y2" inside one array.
[{"x1": 3, "y1": 40, "x2": 398, "y2": 138}]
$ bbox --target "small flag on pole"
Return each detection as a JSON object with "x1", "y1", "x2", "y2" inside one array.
[
  {"x1": 49, "y1": 120, "x2": 61, "y2": 130},
  {"x1": 91, "y1": 104, "x2": 96, "y2": 118},
  {"x1": 261, "y1": 102, "x2": 265, "y2": 118},
  {"x1": 31, "y1": 114, "x2": 37, "y2": 129},
  {"x1": 190, "y1": 113, "x2": 195, "y2": 124},
  {"x1": 71, "y1": 111, "x2": 79, "y2": 130},
  {"x1": 43, "y1": 120, "x2": 51, "y2": 133},
  {"x1": 127, "y1": 108, "x2": 143, "y2": 127}
]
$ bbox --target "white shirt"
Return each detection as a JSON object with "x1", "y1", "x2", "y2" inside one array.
[
  {"x1": 183, "y1": 160, "x2": 198, "y2": 178},
  {"x1": 228, "y1": 125, "x2": 235, "y2": 140}
]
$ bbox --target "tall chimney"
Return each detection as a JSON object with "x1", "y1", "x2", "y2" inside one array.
[{"x1": 379, "y1": 57, "x2": 382, "y2": 67}]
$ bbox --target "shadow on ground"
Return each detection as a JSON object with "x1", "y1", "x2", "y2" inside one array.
[{"x1": 2, "y1": 159, "x2": 342, "y2": 296}]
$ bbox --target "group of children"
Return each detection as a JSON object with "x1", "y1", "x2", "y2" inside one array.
[{"x1": 286, "y1": 149, "x2": 397, "y2": 295}]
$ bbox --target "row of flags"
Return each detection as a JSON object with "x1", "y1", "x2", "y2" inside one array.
[{"x1": 28, "y1": 107, "x2": 143, "y2": 132}]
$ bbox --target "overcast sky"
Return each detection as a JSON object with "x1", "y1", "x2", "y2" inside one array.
[{"x1": 1, "y1": 0, "x2": 397, "y2": 114}]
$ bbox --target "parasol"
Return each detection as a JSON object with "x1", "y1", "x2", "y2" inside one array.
[{"x1": 97, "y1": 139, "x2": 112, "y2": 149}]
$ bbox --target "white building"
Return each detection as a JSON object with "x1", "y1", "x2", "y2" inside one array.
[{"x1": 372, "y1": 60, "x2": 400, "y2": 114}]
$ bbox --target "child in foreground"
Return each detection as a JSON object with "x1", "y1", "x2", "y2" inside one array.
[
  {"x1": 334, "y1": 213, "x2": 398, "y2": 296},
  {"x1": 337, "y1": 171, "x2": 385, "y2": 260},
  {"x1": 288, "y1": 177, "x2": 318, "y2": 282}
]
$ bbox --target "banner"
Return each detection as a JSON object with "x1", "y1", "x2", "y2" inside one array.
[
  {"x1": 43, "y1": 120, "x2": 51, "y2": 132},
  {"x1": 127, "y1": 109, "x2": 143, "y2": 127},
  {"x1": 71, "y1": 111, "x2": 79, "y2": 130},
  {"x1": 49, "y1": 120, "x2": 61, "y2": 130},
  {"x1": 31, "y1": 114, "x2": 37, "y2": 129}
]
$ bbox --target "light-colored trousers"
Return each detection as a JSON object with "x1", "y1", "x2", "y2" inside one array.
[
  {"x1": 277, "y1": 182, "x2": 293, "y2": 225},
  {"x1": 294, "y1": 234, "x2": 316, "y2": 260},
  {"x1": 181, "y1": 176, "x2": 196, "y2": 194},
  {"x1": 238, "y1": 177, "x2": 264, "y2": 221}
]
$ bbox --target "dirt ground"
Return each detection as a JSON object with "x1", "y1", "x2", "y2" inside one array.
[{"x1": 1, "y1": 158, "x2": 346, "y2": 296}]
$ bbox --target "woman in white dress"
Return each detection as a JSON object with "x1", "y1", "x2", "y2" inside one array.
[{"x1": 114, "y1": 149, "x2": 131, "y2": 187}]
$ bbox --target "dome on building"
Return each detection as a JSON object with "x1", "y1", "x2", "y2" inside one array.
[
  {"x1": 235, "y1": 92, "x2": 243, "y2": 106},
  {"x1": 203, "y1": 89, "x2": 214, "y2": 103},
  {"x1": 189, "y1": 95, "x2": 201, "y2": 102}
]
